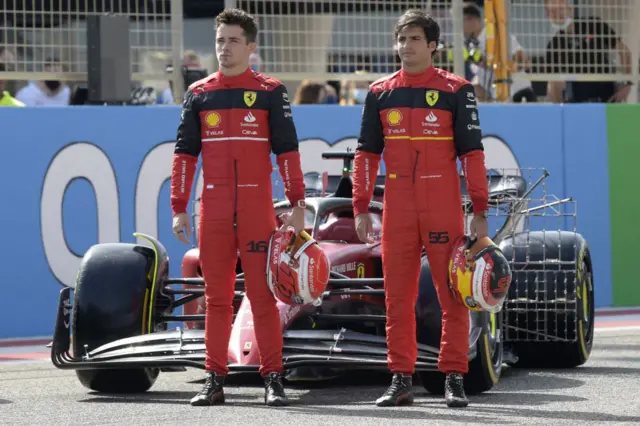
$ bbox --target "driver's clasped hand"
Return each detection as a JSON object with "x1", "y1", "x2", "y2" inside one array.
[
  {"x1": 280, "y1": 206, "x2": 306, "y2": 234},
  {"x1": 355, "y1": 213, "x2": 376, "y2": 244},
  {"x1": 172, "y1": 212, "x2": 191, "y2": 245},
  {"x1": 469, "y1": 215, "x2": 489, "y2": 239}
]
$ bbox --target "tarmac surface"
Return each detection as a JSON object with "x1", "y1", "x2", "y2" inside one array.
[{"x1": 1, "y1": 320, "x2": 639, "y2": 425}]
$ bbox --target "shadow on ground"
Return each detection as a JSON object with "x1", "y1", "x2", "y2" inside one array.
[
  {"x1": 488, "y1": 367, "x2": 586, "y2": 392},
  {"x1": 79, "y1": 365, "x2": 593, "y2": 410},
  {"x1": 79, "y1": 390, "x2": 253, "y2": 405}
]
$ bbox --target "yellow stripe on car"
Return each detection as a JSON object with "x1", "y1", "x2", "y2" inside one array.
[
  {"x1": 134, "y1": 232, "x2": 159, "y2": 335},
  {"x1": 576, "y1": 243, "x2": 590, "y2": 361}
]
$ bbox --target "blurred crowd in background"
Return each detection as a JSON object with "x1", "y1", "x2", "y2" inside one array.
[{"x1": 0, "y1": 0, "x2": 635, "y2": 107}]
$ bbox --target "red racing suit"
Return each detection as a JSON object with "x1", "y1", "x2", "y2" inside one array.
[
  {"x1": 170, "y1": 68, "x2": 305, "y2": 376},
  {"x1": 352, "y1": 67, "x2": 489, "y2": 375}
]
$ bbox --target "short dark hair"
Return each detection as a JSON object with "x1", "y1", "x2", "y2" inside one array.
[
  {"x1": 394, "y1": 9, "x2": 440, "y2": 45},
  {"x1": 215, "y1": 8, "x2": 258, "y2": 43},
  {"x1": 463, "y1": 3, "x2": 482, "y2": 19}
]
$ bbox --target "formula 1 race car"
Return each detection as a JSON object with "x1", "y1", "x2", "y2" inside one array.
[{"x1": 50, "y1": 151, "x2": 594, "y2": 396}]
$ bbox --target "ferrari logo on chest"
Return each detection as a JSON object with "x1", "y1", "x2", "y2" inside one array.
[
  {"x1": 244, "y1": 91, "x2": 257, "y2": 107},
  {"x1": 426, "y1": 90, "x2": 439, "y2": 107}
]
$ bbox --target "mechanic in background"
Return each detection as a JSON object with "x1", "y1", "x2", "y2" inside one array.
[
  {"x1": 170, "y1": 8, "x2": 306, "y2": 407},
  {"x1": 462, "y1": 2, "x2": 536, "y2": 102},
  {"x1": 352, "y1": 9, "x2": 489, "y2": 408}
]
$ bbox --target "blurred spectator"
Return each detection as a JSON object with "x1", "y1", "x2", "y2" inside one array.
[
  {"x1": 0, "y1": 47, "x2": 23, "y2": 106},
  {"x1": 339, "y1": 71, "x2": 372, "y2": 105},
  {"x1": 157, "y1": 50, "x2": 203, "y2": 105},
  {"x1": 249, "y1": 51, "x2": 263, "y2": 71},
  {"x1": 0, "y1": 69, "x2": 24, "y2": 107},
  {"x1": 462, "y1": 2, "x2": 535, "y2": 102},
  {"x1": 15, "y1": 58, "x2": 70, "y2": 106},
  {"x1": 0, "y1": 46, "x2": 16, "y2": 65},
  {"x1": 544, "y1": 0, "x2": 632, "y2": 103},
  {"x1": 293, "y1": 80, "x2": 337, "y2": 104},
  {"x1": 324, "y1": 84, "x2": 338, "y2": 103}
]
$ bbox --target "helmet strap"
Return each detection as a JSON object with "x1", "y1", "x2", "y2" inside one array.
[{"x1": 293, "y1": 238, "x2": 317, "y2": 260}]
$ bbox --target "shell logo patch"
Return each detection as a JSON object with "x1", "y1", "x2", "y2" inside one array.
[
  {"x1": 204, "y1": 111, "x2": 221, "y2": 127},
  {"x1": 387, "y1": 109, "x2": 403, "y2": 126}
]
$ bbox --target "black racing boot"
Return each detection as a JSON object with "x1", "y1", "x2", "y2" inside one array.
[
  {"x1": 190, "y1": 372, "x2": 225, "y2": 406},
  {"x1": 375, "y1": 373, "x2": 414, "y2": 407},
  {"x1": 263, "y1": 372, "x2": 290, "y2": 406},
  {"x1": 445, "y1": 372, "x2": 469, "y2": 407}
]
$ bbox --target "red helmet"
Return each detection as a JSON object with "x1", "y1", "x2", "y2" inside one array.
[
  {"x1": 267, "y1": 229, "x2": 330, "y2": 305},
  {"x1": 448, "y1": 235, "x2": 512, "y2": 313}
]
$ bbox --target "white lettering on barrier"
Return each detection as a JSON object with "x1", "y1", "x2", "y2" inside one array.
[
  {"x1": 40, "y1": 142, "x2": 120, "y2": 287},
  {"x1": 460, "y1": 135, "x2": 522, "y2": 233},
  {"x1": 480, "y1": 135, "x2": 521, "y2": 177},
  {"x1": 40, "y1": 135, "x2": 520, "y2": 287},
  {"x1": 135, "y1": 142, "x2": 175, "y2": 245}
]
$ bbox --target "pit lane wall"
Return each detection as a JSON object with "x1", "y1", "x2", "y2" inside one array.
[{"x1": 0, "y1": 103, "x2": 630, "y2": 339}]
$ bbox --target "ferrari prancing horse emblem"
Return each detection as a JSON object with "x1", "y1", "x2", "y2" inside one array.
[
  {"x1": 244, "y1": 91, "x2": 257, "y2": 107},
  {"x1": 426, "y1": 90, "x2": 439, "y2": 106}
]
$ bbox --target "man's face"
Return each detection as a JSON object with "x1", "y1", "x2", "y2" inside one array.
[
  {"x1": 463, "y1": 16, "x2": 481, "y2": 38},
  {"x1": 44, "y1": 63, "x2": 63, "y2": 73},
  {"x1": 183, "y1": 56, "x2": 200, "y2": 68},
  {"x1": 396, "y1": 25, "x2": 435, "y2": 67},
  {"x1": 544, "y1": 0, "x2": 571, "y2": 25},
  {"x1": 215, "y1": 24, "x2": 255, "y2": 69}
]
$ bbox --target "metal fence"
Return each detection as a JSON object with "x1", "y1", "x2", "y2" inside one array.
[
  {"x1": 0, "y1": 0, "x2": 185, "y2": 96},
  {"x1": 226, "y1": 0, "x2": 467, "y2": 82},
  {"x1": 2, "y1": 0, "x2": 638, "y2": 103},
  {"x1": 224, "y1": 0, "x2": 639, "y2": 102}
]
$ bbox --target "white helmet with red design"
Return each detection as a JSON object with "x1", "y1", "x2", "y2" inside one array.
[
  {"x1": 448, "y1": 235, "x2": 513, "y2": 313},
  {"x1": 267, "y1": 229, "x2": 330, "y2": 305}
]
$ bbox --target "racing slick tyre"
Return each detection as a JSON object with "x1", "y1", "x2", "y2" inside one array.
[
  {"x1": 501, "y1": 233, "x2": 595, "y2": 368},
  {"x1": 418, "y1": 311, "x2": 503, "y2": 395},
  {"x1": 72, "y1": 240, "x2": 170, "y2": 393}
]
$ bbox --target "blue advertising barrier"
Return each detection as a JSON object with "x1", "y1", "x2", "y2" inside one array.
[
  {"x1": 562, "y1": 104, "x2": 612, "y2": 307},
  {"x1": 0, "y1": 103, "x2": 610, "y2": 339}
]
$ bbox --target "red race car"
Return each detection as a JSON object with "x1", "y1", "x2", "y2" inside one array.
[{"x1": 51, "y1": 151, "x2": 595, "y2": 399}]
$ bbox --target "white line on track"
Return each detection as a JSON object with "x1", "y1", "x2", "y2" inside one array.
[{"x1": 594, "y1": 325, "x2": 640, "y2": 333}]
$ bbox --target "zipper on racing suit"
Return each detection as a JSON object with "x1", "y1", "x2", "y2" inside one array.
[
  {"x1": 233, "y1": 159, "x2": 238, "y2": 229},
  {"x1": 412, "y1": 151, "x2": 419, "y2": 183}
]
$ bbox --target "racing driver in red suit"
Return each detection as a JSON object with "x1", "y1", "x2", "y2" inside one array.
[
  {"x1": 170, "y1": 9, "x2": 306, "y2": 407},
  {"x1": 352, "y1": 10, "x2": 490, "y2": 408}
]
